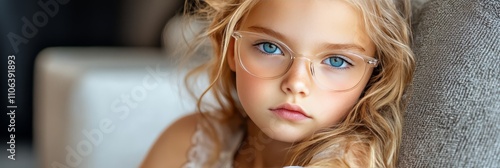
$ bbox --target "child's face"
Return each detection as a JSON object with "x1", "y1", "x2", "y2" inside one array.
[{"x1": 228, "y1": 0, "x2": 376, "y2": 142}]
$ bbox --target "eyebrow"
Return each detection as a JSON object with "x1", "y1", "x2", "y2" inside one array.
[
  {"x1": 320, "y1": 43, "x2": 366, "y2": 52},
  {"x1": 248, "y1": 26, "x2": 289, "y2": 42},
  {"x1": 247, "y1": 26, "x2": 366, "y2": 52}
]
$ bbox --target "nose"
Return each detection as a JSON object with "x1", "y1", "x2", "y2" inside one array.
[{"x1": 281, "y1": 57, "x2": 312, "y2": 97}]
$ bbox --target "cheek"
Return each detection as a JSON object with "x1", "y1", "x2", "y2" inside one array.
[
  {"x1": 234, "y1": 66, "x2": 275, "y2": 109},
  {"x1": 236, "y1": 73, "x2": 257, "y2": 106},
  {"x1": 312, "y1": 85, "x2": 365, "y2": 128}
]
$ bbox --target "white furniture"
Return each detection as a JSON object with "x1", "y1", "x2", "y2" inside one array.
[{"x1": 34, "y1": 47, "x2": 205, "y2": 168}]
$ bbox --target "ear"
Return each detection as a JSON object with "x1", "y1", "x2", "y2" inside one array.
[{"x1": 227, "y1": 38, "x2": 237, "y2": 72}]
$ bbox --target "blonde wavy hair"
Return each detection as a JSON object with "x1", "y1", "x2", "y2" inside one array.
[{"x1": 181, "y1": 0, "x2": 415, "y2": 167}]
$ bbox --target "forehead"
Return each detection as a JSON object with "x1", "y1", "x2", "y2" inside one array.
[{"x1": 239, "y1": 0, "x2": 374, "y2": 54}]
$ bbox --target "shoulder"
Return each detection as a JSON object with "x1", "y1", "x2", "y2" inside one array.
[{"x1": 141, "y1": 113, "x2": 200, "y2": 168}]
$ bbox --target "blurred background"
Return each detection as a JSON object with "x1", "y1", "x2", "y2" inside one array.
[
  {"x1": 1, "y1": 0, "x2": 499, "y2": 168},
  {"x1": 0, "y1": 0, "x2": 200, "y2": 167}
]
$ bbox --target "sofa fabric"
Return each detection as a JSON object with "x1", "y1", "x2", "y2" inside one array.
[{"x1": 399, "y1": 0, "x2": 500, "y2": 167}]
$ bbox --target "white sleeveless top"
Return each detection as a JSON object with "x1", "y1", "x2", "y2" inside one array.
[
  {"x1": 182, "y1": 117, "x2": 307, "y2": 168},
  {"x1": 183, "y1": 117, "x2": 244, "y2": 168}
]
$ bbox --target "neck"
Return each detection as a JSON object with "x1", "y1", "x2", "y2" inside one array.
[{"x1": 234, "y1": 120, "x2": 293, "y2": 168}]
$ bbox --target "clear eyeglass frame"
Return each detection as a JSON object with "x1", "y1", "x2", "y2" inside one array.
[{"x1": 231, "y1": 31, "x2": 379, "y2": 91}]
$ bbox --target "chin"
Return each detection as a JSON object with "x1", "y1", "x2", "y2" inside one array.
[{"x1": 261, "y1": 125, "x2": 311, "y2": 143}]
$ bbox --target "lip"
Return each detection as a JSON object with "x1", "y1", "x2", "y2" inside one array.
[{"x1": 269, "y1": 103, "x2": 311, "y2": 121}]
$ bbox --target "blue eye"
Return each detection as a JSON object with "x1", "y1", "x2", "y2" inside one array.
[
  {"x1": 255, "y1": 42, "x2": 283, "y2": 55},
  {"x1": 323, "y1": 56, "x2": 351, "y2": 68}
]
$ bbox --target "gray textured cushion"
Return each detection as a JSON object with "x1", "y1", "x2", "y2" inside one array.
[{"x1": 399, "y1": 0, "x2": 500, "y2": 167}]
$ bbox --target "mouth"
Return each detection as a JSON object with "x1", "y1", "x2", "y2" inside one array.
[{"x1": 269, "y1": 103, "x2": 311, "y2": 121}]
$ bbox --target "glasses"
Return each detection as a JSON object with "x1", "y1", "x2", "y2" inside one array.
[{"x1": 232, "y1": 31, "x2": 379, "y2": 91}]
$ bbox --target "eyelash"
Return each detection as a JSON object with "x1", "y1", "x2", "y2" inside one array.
[
  {"x1": 252, "y1": 41, "x2": 355, "y2": 69},
  {"x1": 252, "y1": 41, "x2": 284, "y2": 55},
  {"x1": 321, "y1": 55, "x2": 354, "y2": 70}
]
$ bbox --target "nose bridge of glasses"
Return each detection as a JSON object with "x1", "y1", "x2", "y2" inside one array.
[
  {"x1": 288, "y1": 54, "x2": 315, "y2": 76},
  {"x1": 292, "y1": 54, "x2": 313, "y2": 62}
]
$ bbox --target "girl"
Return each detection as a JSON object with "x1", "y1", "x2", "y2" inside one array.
[{"x1": 143, "y1": 0, "x2": 414, "y2": 167}]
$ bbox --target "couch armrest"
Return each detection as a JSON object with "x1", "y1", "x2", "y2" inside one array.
[
  {"x1": 34, "y1": 47, "x2": 200, "y2": 168},
  {"x1": 399, "y1": 0, "x2": 500, "y2": 167}
]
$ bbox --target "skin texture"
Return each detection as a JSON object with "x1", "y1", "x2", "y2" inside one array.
[
  {"x1": 141, "y1": 113, "x2": 198, "y2": 167},
  {"x1": 142, "y1": 0, "x2": 378, "y2": 167},
  {"x1": 228, "y1": 0, "x2": 376, "y2": 166},
  {"x1": 229, "y1": 0, "x2": 375, "y2": 142}
]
